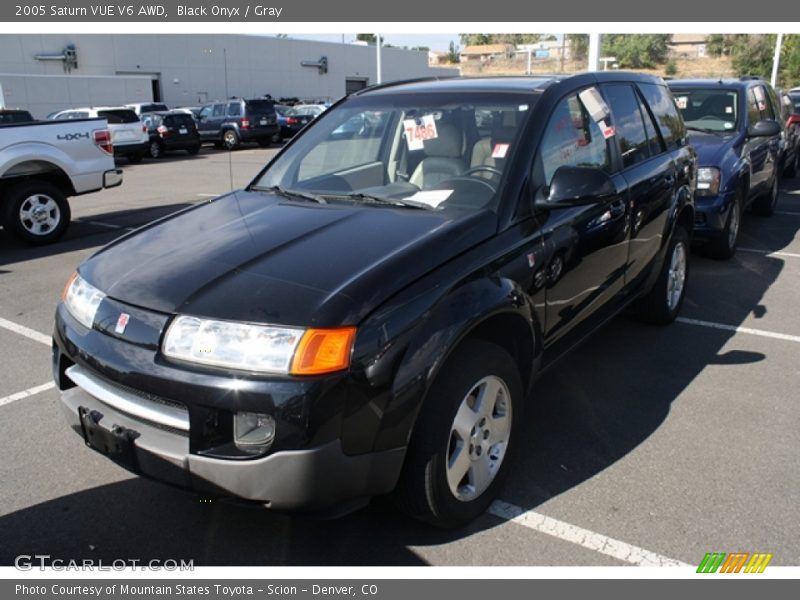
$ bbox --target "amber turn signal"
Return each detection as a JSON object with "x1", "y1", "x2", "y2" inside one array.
[
  {"x1": 290, "y1": 327, "x2": 357, "y2": 375},
  {"x1": 60, "y1": 271, "x2": 78, "y2": 301}
]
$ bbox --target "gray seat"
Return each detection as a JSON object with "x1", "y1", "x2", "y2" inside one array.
[{"x1": 409, "y1": 123, "x2": 464, "y2": 189}]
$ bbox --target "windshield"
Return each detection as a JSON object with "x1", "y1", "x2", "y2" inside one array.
[
  {"x1": 253, "y1": 92, "x2": 533, "y2": 212},
  {"x1": 671, "y1": 88, "x2": 739, "y2": 133}
]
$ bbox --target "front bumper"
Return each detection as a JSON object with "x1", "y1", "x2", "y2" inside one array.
[
  {"x1": 691, "y1": 189, "x2": 736, "y2": 242},
  {"x1": 52, "y1": 303, "x2": 405, "y2": 511}
]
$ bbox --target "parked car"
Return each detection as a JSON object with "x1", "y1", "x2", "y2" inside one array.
[
  {"x1": 1, "y1": 115, "x2": 122, "y2": 244},
  {"x1": 0, "y1": 108, "x2": 35, "y2": 124},
  {"x1": 777, "y1": 90, "x2": 800, "y2": 177},
  {"x1": 196, "y1": 98, "x2": 279, "y2": 149},
  {"x1": 54, "y1": 73, "x2": 695, "y2": 527},
  {"x1": 291, "y1": 104, "x2": 327, "y2": 119},
  {"x1": 141, "y1": 111, "x2": 201, "y2": 158},
  {"x1": 174, "y1": 106, "x2": 203, "y2": 119},
  {"x1": 668, "y1": 77, "x2": 783, "y2": 259},
  {"x1": 125, "y1": 102, "x2": 169, "y2": 116},
  {"x1": 50, "y1": 107, "x2": 148, "y2": 163},
  {"x1": 273, "y1": 104, "x2": 313, "y2": 142}
]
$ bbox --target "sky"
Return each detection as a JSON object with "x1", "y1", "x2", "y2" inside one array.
[{"x1": 286, "y1": 34, "x2": 462, "y2": 52}]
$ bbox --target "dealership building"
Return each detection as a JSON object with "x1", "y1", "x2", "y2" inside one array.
[{"x1": 0, "y1": 34, "x2": 458, "y2": 118}]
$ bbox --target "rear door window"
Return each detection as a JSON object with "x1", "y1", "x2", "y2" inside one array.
[{"x1": 212, "y1": 104, "x2": 225, "y2": 117}]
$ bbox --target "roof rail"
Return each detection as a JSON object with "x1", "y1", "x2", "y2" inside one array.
[{"x1": 352, "y1": 75, "x2": 459, "y2": 95}]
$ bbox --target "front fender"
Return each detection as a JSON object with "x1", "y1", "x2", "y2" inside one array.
[{"x1": 343, "y1": 275, "x2": 540, "y2": 455}]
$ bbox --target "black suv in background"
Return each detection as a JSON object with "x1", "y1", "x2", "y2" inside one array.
[
  {"x1": 54, "y1": 73, "x2": 695, "y2": 527},
  {"x1": 668, "y1": 77, "x2": 783, "y2": 259},
  {"x1": 196, "y1": 98, "x2": 279, "y2": 149},
  {"x1": 0, "y1": 109, "x2": 35, "y2": 124},
  {"x1": 141, "y1": 111, "x2": 201, "y2": 158}
]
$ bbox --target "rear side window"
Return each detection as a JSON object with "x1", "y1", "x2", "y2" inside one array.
[
  {"x1": 604, "y1": 84, "x2": 651, "y2": 168},
  {"x1": 227, "y1": 102, "x2": 242, "y2": 116},
  {"x1": 212, "y1": 104, "x2": 225, "y2": 117},
  {"x1": 98, "y1": 109, "x2": 139, "y2": 124},
  {"x1": 639, "y1": 83, "x2": 685, "y2": 150},
  {"x1": 538, "y1": 91, "x2": 611, "y2": 185}
]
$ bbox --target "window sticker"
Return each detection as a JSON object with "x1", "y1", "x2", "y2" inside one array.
[
  {"x1": 599, "y1": 119, "x2": 615, "y2": 139},
  {"x1": 724, "y1": 122, "x2": 734, "y2": 129},
  {"x1": 404, "y1": 189, "x2": 452, "y2": 208},
  {"x1": 492, "y1": 143, "x2": 510, "y2": 158},
  {"x1": 518, "y1": 104, "x2": 529, "y2": 112},
  {"x1": 578, "y1": 87, "x2": 610, "y2": 123},
  {"x1": 725, "y1": 106, "x2": 733, "y2": 114},
  {"x1": 676, "y1": 96, "x2": 688, "y2": 109},
  {"x1": 403, "y1": 114, "x2": 438, "y2": 150}
]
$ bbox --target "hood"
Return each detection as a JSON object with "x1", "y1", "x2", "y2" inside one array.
[
  {"x1": 81, "y1": 191, "x2": 496, "y2": 327},
  {"x1": 684, "y1": 130, "x2": 740, "y2": 167}
]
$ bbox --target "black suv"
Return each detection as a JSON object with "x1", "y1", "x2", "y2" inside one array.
[
  {"x1": 141, "y1": 111, "x2": 202, "y2": 158},
  {"x1": 668, "y1": 77, "x2": 783, "y2": 259},
  {"x1": 0, "y1": 108, "x2": 35, "y2": 124},
  {"x1": 196, "y1": 98, "x2": 279, "y2": 149},
  {"x1": 53, "y1": 73, "x2": 695, "y2": 527}
]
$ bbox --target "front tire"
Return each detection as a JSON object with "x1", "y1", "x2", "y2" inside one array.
[
  {"x1": 753, "y1": 171, "x2": 779, "y2": 216},
  {"x1": 634, "y1": 225, "x2": 690, "y2": 325},
  {"x1": 393, "y1": 339, "x2": 523, "y2": 528},
  {"x1": 3, "y1": 180, "x2": 70, "y2": 245},
  {"x1": 705, "y1": 189, "x2": 741, "y2": 260}
]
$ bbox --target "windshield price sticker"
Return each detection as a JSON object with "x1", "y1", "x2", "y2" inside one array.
[
  {"x1": 492, "y1": 143, "x2": 510, "y2": 158},
  {"x1": 403, "y1": 115, "x2": 438, "y2": 150},
  {"x1": 404, "y1": 189, "x2": 453, "y2": 208}
]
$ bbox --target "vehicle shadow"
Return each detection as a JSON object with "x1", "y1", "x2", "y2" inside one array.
[
  {"x1": 0, "y1": 202, "x2": 197, "y2": 268},
  {"x1": 0, "y1": 185, "x2": 798, "y2": 566}
]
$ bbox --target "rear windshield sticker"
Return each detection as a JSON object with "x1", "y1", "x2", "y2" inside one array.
[
  {"x1": 403, "y1": 114, "x2": 438, "y2": 151},
  {"x1": 492, "y1": 143, "x2": 510, "y2": 159}
]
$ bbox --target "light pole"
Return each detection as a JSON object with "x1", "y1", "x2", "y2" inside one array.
[
  {"x1": 771, "y1": 33, "x2": 783, "y2": 88},
  {"x1": 376, "y1": 33, "x2": 382, "y2": 84}
]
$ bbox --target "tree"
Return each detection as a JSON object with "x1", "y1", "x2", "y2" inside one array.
[
  {"x1": 602, "y1": 34, "x2": 671, "y2": 69},
  {"x1": 568, "y1": 34, "x2": 589, "y2": 61},
  {"x1": 411, "y1": 46, "x2": 430, "y2": 53},
  {"x1": 459, "y1": 34, "x2": 492, "y2": 47},
  {"x1": 706, "y1": 34, "x2": 729, "y2": 57},
  {"x1": 731, "y1": 35, "x2": 776, "y2": 80},
  {"x1": 447, "y1": 41, "x2": 460, "y2": 64}
]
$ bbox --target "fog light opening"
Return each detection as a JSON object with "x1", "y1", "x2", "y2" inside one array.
[{"x1": 234, "y1": 412, "x2": 276, "y2": 453}]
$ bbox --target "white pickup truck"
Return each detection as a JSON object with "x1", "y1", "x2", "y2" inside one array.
[{"x1": 0, "y1": 117, "x2": 123, "y2": 244}]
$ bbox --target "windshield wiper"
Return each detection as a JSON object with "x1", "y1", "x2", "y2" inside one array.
[
  {"x1": 685, "y1": 126, "x2": 719, "y2": 134},
  {"x1": 251, "y1": 185, "x2": 327, "y2": 204},
  {"x1": 332, "y1": 192, "x2": 433, "y2": 210}
]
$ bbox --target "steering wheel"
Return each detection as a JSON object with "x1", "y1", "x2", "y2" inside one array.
[{"x1": 463, "y1": 165, "x2": 503, "y2": 178}]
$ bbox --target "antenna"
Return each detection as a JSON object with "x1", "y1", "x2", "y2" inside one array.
[{"x1": 224, "y1": 47, "x2": 234, "y2": 193}]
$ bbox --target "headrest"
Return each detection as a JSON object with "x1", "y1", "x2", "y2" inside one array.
[{"x1": 422, "y1": 123, "x2": 462, "y2": 158}]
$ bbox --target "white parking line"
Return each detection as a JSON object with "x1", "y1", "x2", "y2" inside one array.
[
  {"x1": 489, "y1": 500, "x2": 690, "y2": 567},
  {"x1": 677, "y1": 317, "x2": 800, "y2": 343},
  {"x1": 0, "y1": 382, "x2": 55, "y2": 408},
  {"x1": 738, "y1": 247, "x2": 800, "y2": 259},
  {"x1": 0, "y1": 316, "x2": 50, "y2": 346},
  {"x1": 196, "y1": 193, "x2": 220, "y2": 197},
  {"x1": 73, "y1": 219, "x2": 135, "y2": 232}
]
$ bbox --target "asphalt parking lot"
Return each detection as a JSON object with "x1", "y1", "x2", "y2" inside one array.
[{"x1": 1, "y1": 146, "x2": 798, "y2": 568}]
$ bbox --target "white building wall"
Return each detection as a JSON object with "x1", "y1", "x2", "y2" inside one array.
[{"x1": 0, "y1": 34, "x2": 458, "y2": 118}]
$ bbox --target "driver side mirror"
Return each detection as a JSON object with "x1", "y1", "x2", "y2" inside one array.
[
  {"x1": 747, "y1": 119, "x2": 781, "y2": 138},
  {"x1": 534, "y1": 165, "x2": 616, "y2": 209}
]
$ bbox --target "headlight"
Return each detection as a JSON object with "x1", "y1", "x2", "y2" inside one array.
[
  {"x1": 61, "y1": 272, "x2": 106, "y2": 329},
  {"x1": 162, "y1": 315, "x2": 356, "y2": 375},
  {"x1": 697, "y1": 167, "x2": 721, "y2": 196}
]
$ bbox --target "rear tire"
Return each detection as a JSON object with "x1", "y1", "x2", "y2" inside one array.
[
  {"x1": 634, "y1": 225, "x2": 690, "y2": 325},
  {"x1": 3, "y1": 180, "x2": 70, "y2": 245},
  {"x1": 393, "y1": 339, "x2": 523, "y2": 528},
  {"x1": 148, "y1": 140, "x2": 163, "y2": 159},
  {"x1": 222, "y1": 129, "x2": 239, "y2": 150}
]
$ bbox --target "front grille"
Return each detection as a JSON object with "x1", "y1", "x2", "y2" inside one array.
[{"x1": 66, "y1": 365, "x2": 189, "y2": 434}]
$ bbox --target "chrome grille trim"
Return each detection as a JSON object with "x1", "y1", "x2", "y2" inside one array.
[{"x1": 65, "y1": 365, "x2": 189, "y2": 432}]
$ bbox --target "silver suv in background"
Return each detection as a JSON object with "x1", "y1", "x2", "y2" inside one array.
[{"x1": 50, "y1": 107, "x2": 148, "y2": 163}]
